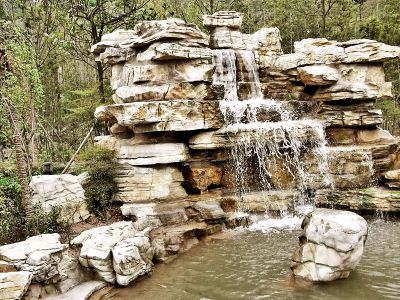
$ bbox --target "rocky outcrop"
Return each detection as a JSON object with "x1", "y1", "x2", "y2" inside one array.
[
  {"x1": 383, "y1": 169, "x2": 400, "y2": 189},
  {"x1": 0, "y1": 271, "x2": 32, "y2": 300},
  {"x1": 95, "y1": 100, "x2": 223, "y2": 133},
  {"x1": 113, "y1": 165, "x2": 187, "y2": 203},
  {"x1": 315, "y1": 188, "x2": 400, "y2": 212},
  {"x1": 30, "y1": 175, "x2": 90, "y2": 224},
  {"x1": 0, "y1": 234, "x2": 90, "y2": 299},
  {"x1": 95, "y1": 136, "x2": 189, "y2": 166},
  {"x1": 189, "y1": 121, "x2": 324, "y2": 150},
  {"x1": 291, "y1": 208, "x2": 368, "y2": 281},
  {"x1": 71, "y1": 222, "x2": 153, "y2": 286},
  {"x1": 91, "y1": 11, "x2": 400, "y2": 213},
  {"x1": 304, "y1": 146, "x2": 374, "y2": 189},
  {"x1": 0, "y1": 234, "x2": 67, "y2": 283}
]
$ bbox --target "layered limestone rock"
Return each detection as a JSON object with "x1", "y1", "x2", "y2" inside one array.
[
  {"x1": 0, "y1": 234, "x2": 67, "y2": 283},
  {"x1": 188, "y1": 121, "x2": 323, "y2": 150},
  {"x1": 113, "y1": 165, "x2": 187, "y2": 203},
  {"x1": 291, "y1": 208, "x2": 368, "y2": 281},
  {"x1": 315, "y1": 188, "x2": 400, "y2": 212},
  {"x1": 0, "y1": 234, "x2": 92, "y2": 299},
  {"x1": 0, "y1": 271, "x2": 32, "y2": 300},
  {"x1": 92, "y1": 12, "x2": 400, "y2": 213},
  {"x1": 326, "y1": 128, "x2": 397, "y2": 174},
  {"x1": 30, "y1": 175, "x2": 90, "y2": 224},
  {"x1": 71, "y1": 222, "x2": 153, "y2": 286},
  {"x1": 95, "y1": 135, "x2": 189, "y2": 166},
  {"x1": 95, "y1": 101, "x2": 223, "y2": 133},
  {"x1": 384, "y1": 169, "x2": 400, "y2": 188},
  {"x1": 304, "y1": 147, "x2": 374, "y2": 189}
]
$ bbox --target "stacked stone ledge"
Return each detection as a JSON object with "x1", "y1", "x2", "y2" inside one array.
[{"x1": 92, "y1": 11, "x2": 400, "y2": 219}]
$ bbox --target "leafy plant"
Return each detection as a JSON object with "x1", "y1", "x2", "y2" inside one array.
[
  {"x1": 77, "y1": 146, "x2": 117, "y2": 218},
  {"x1": 0, "y1": 169, "x2": 71, "y2": 245}
]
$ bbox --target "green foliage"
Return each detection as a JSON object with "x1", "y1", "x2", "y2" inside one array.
[
  {"x1": 0, "y1": 171, "x2": 25, "y2": 244},
  {"x1": 0, "y1": 169, "x2": 21, "y2": 199},
  {"x1": 0, "y1": 170, "x2": 70, "y2": 245},
  {"x1": 77, "y1": 146, "x2": 117, "y2": 217},
  {"x1": 24, "y1": 205, "x2": 70, "y2": 238}
]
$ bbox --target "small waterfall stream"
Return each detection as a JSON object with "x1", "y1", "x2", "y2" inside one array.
[{"x1": 213, "y1": 49, "x2": 333, "y2": 218}]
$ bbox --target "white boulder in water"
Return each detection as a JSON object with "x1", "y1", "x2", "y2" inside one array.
[{"x1": 291, "y1": 208, "x2": 368, "y2": 281}]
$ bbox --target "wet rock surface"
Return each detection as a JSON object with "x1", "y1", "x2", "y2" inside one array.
[{"x1": 291, "y1": 208, "x2": 368, "y2": 281}]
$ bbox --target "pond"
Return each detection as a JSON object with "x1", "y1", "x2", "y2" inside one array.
[{"x1": 106, "y1": 219, "x2": 400, "y2": 300}]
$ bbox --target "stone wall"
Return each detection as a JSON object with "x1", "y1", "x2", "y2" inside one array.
[{"x1": 92, "y1": 11, "x2": 400, "y2": 216}]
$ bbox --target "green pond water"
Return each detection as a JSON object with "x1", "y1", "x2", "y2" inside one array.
[{"x1": 106, "y1": 219, "x2": 400, "y2": 300}]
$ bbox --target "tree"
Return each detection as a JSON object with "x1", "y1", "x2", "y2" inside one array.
[
  {"x1": 0, "y1": 28, "x2": 33, "y2": 218},
  {"x1": 2, "y1": 96, "x2": 33, "y2": 219},
  {"x1": 353, "y1": 0, "x2": 366, "y2": 22},
  {"x1": 66, "y1": 0, "x2": 152, "y2": 103}
]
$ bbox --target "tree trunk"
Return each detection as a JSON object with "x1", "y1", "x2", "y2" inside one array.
[
  {"x1": 96, "y1": 60, "x2": 105, "y2": 103},
  {"x1": 3, "y1": 96, "x2": 33, "y2": 219},
  {"x1": 321, "y1": 0, "x2": 326, "y2": 37},
  {"x1": 210, "y1": 0, "x2": 214, "y2": 14}
]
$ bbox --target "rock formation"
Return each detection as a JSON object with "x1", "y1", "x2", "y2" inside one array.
[
  {"x1": 91, "y1": 10, "x2": 400, "y2": 216},
  {"x1": 0, "y1": 233, "x2": 91, "y2": 299},
  {"x1": 30, "y1": 174, "x2": 90, "y2": 224},
  {"x1": 2, "y1": 10, "x2": 400, "y2": 299},
  {"x1": 71, "y1": 221, "x2": 153, "y2": 286},
  {"x1": 291, "y1": 208, "x2": 368, "y2": 281}
]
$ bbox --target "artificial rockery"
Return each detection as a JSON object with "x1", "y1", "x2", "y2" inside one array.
[{"x1": 1, "y1": 11, "x2": 400, "y2": 300}]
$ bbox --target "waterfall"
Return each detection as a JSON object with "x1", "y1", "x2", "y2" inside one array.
[{"x1": 212, "y1": 49, "x2": 333, "y2": 205}]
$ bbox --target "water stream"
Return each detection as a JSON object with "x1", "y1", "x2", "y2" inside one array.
[{"x1": 213, "y1": 49, "x2": 333, "y2": 200}]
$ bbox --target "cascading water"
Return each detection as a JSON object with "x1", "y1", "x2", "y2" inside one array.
[{"x1": 213, "y1": 49, "x2": 333, "y2": 220}]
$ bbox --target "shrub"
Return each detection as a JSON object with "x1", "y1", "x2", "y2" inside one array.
[
  {"x1": 77, "y1": 146, "x2": 117, "y2": 218},
  {"x1": 0, "y1": 169, "x2": 71, "y2": 245},
  {"x1": 24, "y1": 205, "x2": 70, "y2": 238}
]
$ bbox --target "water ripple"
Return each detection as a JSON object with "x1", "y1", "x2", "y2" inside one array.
[{"x1": 111, "y1": 221, "x2": 400, "y2": 300}]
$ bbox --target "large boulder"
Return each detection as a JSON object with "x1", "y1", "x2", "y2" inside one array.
[
  {"x1": 291, "y1": 208, "x2": 368, "y2": 281},
  {"x1": 71, "y1": 222, "x2": 154, "y2": 286},
  {"x1": 0, "y1": 234, "x2": 67, "y2": 283},
  {"x1": 30, "y1": 174, "x2": 90, "y2": 224},
  {"x1": 0, "y1": 271, "x2": 32, "y2": 300}
]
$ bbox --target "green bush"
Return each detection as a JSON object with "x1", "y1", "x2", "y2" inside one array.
[
  {"x1": 24, "y1": 205, "x2": 70, "y2": 238},
  {"x1": 0, "y1": 169, "x2": 70, "y2": 245},
  {"x1": 77, "y1": 146, "x2": 116, "y2": 218}
]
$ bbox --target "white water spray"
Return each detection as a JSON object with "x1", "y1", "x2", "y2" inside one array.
[{"x1": 212, "y1": 49, "x2": 333, "y2": 210}]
